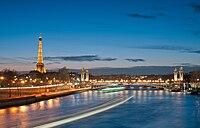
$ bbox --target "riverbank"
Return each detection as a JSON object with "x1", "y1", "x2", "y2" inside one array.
[{"x1": 0, "y1": 88, "x2": 91, "y2": 109}]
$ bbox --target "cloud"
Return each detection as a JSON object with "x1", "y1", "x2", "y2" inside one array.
[
  {"x1": 175, "y1": 63, "x2": 192, "y2": 67},
  {"x1": 33, "y1": 61, "x2": 61, "y2": 65},
  {"x1": 44, "y1": 55, "x2": 117, "y2": 62},
  {"x1": 17, "y1": 57, "x2": 36, "y2": 61},
  {"x1": 180, "y1": 63, "x2": 191, "y2": 66},
  {"x1": 126, "y1": 13, "x2": 156, "y2": 19},
  {"x1": 136, "y1": 45, "x2": 189, "y2": 51},
  {"x1": 0, "y1": 57, "x2": 33, "y2": 65},
  {"x1": 188, "y1": 50, "x2": 200, "y2": 54},
  {"x1": 193, "y1": 31, "x2": 200, "y2": 36},
  {"x1": 157, "y1": 13, "x2": 165, "y2": 16},
  {"x1": 0, "y1": 62, "x2": 9, "y2": 65},
  {"x1": 191, "y1": 3, "x2": 200, "y2": 13},
  {"x1": 135, "y1": 45, "x2": 200, "y2": 54},
  {"x1": 0, "y1": 57, "x2": 16, "y2": 61},
  {"x1": 173, "y1": 63, "x2": 200, "y2": 67},
  {"x1": 46, "y1": 62, "x2": 61, "y2": 65},
  {"x1": 125, "y1": 58, "x2": 145, "y2": 62},
  {"x1": 4, "y1": 55, "x2": 117, "y2": 65}
]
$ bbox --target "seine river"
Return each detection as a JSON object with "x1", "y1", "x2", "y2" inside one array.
[{"x1": 0, "y1": 87, "x2": 200, "y2": 128}]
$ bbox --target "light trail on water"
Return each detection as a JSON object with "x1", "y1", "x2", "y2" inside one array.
[{"x1": 34, "y1": 95, "x2": 134, "y2": 128}]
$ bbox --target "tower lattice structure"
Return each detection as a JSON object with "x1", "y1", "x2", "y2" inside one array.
[{"x1": 36, "y1": 34, "x2": 46, "y2": 73}]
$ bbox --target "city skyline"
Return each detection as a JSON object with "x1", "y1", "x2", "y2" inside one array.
[{"x1": 0, "y1": 0, "x2": 200, "y2": 71}]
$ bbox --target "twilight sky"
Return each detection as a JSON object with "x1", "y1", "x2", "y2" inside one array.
[{"x1": 0, "y1": 0, "x2": 200, "y2": 71}]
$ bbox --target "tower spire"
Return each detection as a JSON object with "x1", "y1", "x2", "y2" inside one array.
[
  {"x1": 85, "y1": 69, "x2": 89, "y2": 82},
  {"x1": 36, "y1": 34, "x2": 46, "y2": 73},
  {"x1": 179, "y1": 66, "x2": 184, "y2": 81},
  {"x1": 174, "y1": 68, "x2": 177, "y2": 81},
  {"x1": 39, "y1": 33, "x2": 42, "y2": 39},
  {"x1": 81, "y1": 68, "x2": 85, "y2": 82}
]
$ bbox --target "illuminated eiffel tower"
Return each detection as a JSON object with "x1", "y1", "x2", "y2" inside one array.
[{"x1": 36, "y1": 34, "x2": 46, "y2": 73}]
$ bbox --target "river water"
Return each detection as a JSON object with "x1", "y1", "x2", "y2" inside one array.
[{"x1": 0, "y1": 88, "x2": 200, "y2": 128}]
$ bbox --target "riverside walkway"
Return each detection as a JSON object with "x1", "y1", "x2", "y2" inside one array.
[{"x1": 0, "y1": 87, "x2": 90, "y2": 108}]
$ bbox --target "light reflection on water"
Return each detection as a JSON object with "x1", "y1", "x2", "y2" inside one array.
[
  {"x1": 0, "y1": 109, "x2": 5, "y2": 114},
  {"x1": 54, "y1": 98, "x2": 60, "y2": 107},
  {"x1": 47, "y1": 99, "x2": 53, "y2": 109},
  {"x1": 60, "y1": 90, "x2": 200, "y2": 128},
  {"x1": 0, "y1": 90, "x2": 199, "y2": 128},
  {"x1": 31, "y1": 103, "x2": 37, "y2": 111},
  {"x1": 39, "y1": 101, "x2": 45, "y2": 110},
  {"x1": 0, "y1": 96, "x2": 63, "y2": 127},
  {"x1": 9, "y1": 107, "x2": 18, "y2": 113},
  {"x1": 19, "y1": 105, "x2": 28, "y2": 113}
]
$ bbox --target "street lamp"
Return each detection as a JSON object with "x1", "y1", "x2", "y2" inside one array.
[
  {"x1": 30, "y1": 78, "x2": 32, "y2": 86},
  {"x1": 21, "y1": 80, "x2": 25, "y2": 84},
  {"x1": 0, "y1": 76, "x2": 4, "y2": 87},
  {"x1": 0, "y1": 76, "x2": 4, "y2": 80}
]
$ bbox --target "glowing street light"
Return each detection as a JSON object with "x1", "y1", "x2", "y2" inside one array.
[
  {"x1": 21, "y1": 80, "x2": 25, "y2": 84},
  {"x1": 0, "y1": 76, "x2": 4, "y2": 80}
]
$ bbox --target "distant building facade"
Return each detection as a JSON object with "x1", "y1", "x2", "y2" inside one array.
[
  {"x1": 81, "y1": 68, "x2": 89, "y2": 82},
  {"x1": 179, "y1": 67, "x2": 184, "y2": 81},
  {"x1": 174, "y1": 68, "x2": 178, "y2": 81},
  {"x1": 81, "y1": 68, "x2": 85, "y2": 82},
  {"x1": 85, "y1": 69, "x2": 89, "y2": 82},
  {"x1": 173, "y1": 66, "x2": 184, "y2": 82}
]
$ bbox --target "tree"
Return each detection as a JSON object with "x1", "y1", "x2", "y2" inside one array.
[
  {"x1": 58, "y1": 67, "x2": 70, "y2": 82},
  {"x1": 189, "y1": 70, "x2": 200, "y2": 82},
  {"x1": 0, "y1": 69, "x2": 18, "y2": 87}
]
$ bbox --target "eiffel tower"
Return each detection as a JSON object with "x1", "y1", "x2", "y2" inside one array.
[{"x1": 36, "y1": 34, "x2": 46, "y2": 73}]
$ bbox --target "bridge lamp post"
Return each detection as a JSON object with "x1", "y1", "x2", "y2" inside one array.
[{"x1": 0, "y1": 76, "x2": 4, "y2": 87}]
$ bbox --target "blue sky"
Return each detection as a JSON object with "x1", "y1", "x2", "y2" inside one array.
[{"x1": 0, "y1": 0, "x2": 200, "y2": 71}]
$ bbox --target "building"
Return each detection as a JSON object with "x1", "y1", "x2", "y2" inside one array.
[
  {"x1": 81, "y1": 68, "x2": 85, "y2": 82},
  {"x1": 36, "y1": 34, "x2": 46, "y2": 73},
  {"x1": 85, "y1": 69, "x2": 89, "y2": 82},
  {"x1": 173, "y1": 67, "x2": 184, "y2": 82},
  {"x1": 179, "y1": 66, "x2": 184, "y2": 81},
  {"x1": 174, "y1": 68, "x2": 178, "y2": 81},
  {"x1": 80, "y1": 68, "x2": 89, "y2": 82}
]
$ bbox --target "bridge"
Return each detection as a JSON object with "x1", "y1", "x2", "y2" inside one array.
[{"x1": 91, "y1": 83, "x2": 167, "y2": 90}]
